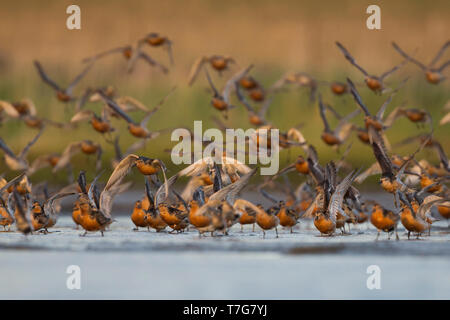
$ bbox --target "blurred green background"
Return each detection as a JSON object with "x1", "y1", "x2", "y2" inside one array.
[{"x1": 0, "y1": 0, "x2": 448, "y2": 186}]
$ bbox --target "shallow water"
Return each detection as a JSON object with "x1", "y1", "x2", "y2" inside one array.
[{"x1": 1, "y1": 212, "x2": 449, "y2": 299}]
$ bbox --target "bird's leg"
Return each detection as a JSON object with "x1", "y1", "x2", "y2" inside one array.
[
  {"x1": 408, "y1": 231, "x2": 410, "y2": 240},
  {"x1": 240, "y1": 225, "x2": 243, "y2": 232},
  {"x1": 376, "y1": 230, "x2": 380, "y2": 241},
  {"x1": 133, "y1": 227, "x2": 138, "y2": 231},
  {"x1": 275, "y1": 227, "x2": 279, "y2": 238},
  {"x1": 80, "y1": 231, "x2": 87, "y2": 237},
  {"x1": 290, "y1": 227, "x2": 293, "y2": 234},
  {"x1": 101, "y1": 231, "x2": 104, "y2": 237},
  {"x1": 262, "y1": 230, "x2": 266, "y2": 239},
  {"x1": 252, "y1": 223, "x2": 255, "y2": 232},
  {"x1": 395, "y1": 227, "x2": 399, "y2": 241}
]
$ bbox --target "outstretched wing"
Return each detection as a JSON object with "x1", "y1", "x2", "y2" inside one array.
[
  {"x1": 317, "y1": 94, "x2": 331, "y2": 132},
  {"x1": 391, "y1": 42, "x2": 426, "y2": 70},
  {"x1": 355, "y1": 162, "x2": 381, "y2": 184},
  {"x1": 134, "y1": 52, "x2": 169, "y2": 74},
  {"x1": 140, "y1": 86, "x2": 176, "y2": 128},
  {"x1": 103, "y1": 154, "x2": 139, "y2": 192},
  {"x1": 379, "y1": 58, "x2": 408, "y2": 80},
  {"x1": 70, "y1": 110, "x2": 94, "y2": 123},
  {"x1": 82, "y1": 46, "x2": 131, "y2": 63},
  {"x1": 369, "y1": 127, "x2": 394, "y2": 177},
  {"x1": 328, "y1": 170, "x2": 358, "y2": 223},
  {"x1": 187, "y1": 56, "x2": 206, "y2": 86},
  {"x1": 0, "y1": 101, "x2": 20, "y2": 118},
  {"x1": 383, "y1": 106, "x2": 405, "y2": 128},
  {"x1": 347, "y1": 78, "x2": 371, "y2": 116},
  {"x1": 43, "y1": 192, "x2": 76, "y2": 218},
  {"x1": 209, "y1": 167, "x2": 257, "y2": 204},
  {"x1": 116, "y1": 96, "x2": 149, "y2": 112},
  {"x1": 429, "y1": 40, "x2": 450, "y2": 68},
  {"x1": 52, "y1": 142, "x2": 82, "y2": 172},
  {"x1": 432, "y1": 141, "x2": 449, "y2": 171},
  {"x1": 98, "y1": 91, "x2": 136, "y2": 124},
  {"x1": 19, "y1": 126, "x2": 45, "y2": 159},
  {"x1": 33, "y1": 61, "x2": 62, "y2": 92},
  {"x1": 66, "y1": 62, "x2": 95, "y2": 94},
  {"x1": 336, "y1": 42, "x2": 369, "y2": 76},
  {"x1": 222, "y1": 65, "x2": 254, "y2": 104}
]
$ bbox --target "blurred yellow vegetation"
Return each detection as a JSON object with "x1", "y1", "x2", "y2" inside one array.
[{"x1": 0, "y1": 0, "x2": 448, "y2": 185}]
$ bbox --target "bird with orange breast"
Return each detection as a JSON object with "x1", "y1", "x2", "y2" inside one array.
[
  {"x1": 392, "y1": 41, "x2": 449, "y2": 85},
  {"x1": 369, "y1": 202, "x2": 400, "y2": 240},
  {"x1": 383, "y1": 106, "x2": 432, "y2": 130},
  {"x1": 202, "y1": 66, "x2": 253, "y2": 118},
  {"x1": 157, "y1": 201, "x2": 189, "y2": 234},
  {"x1": 276, "y1": 200, "x2": 300, "y2": 233},
  {"x1": 103, "y1": 154, "x2": 169, "y2": 201},
  {"x1": 138, "y1": 32, "x2": 174, "y2": 65},
  {"x1": 75, "y1": 169, "x2": 131, "y2": 237},
  {"x1": 234, "y1": 199, "x2": 279, "y2": 238},
  {"x1": 398, "y1": 192, "x2": 430, "y2": 240},
  {"x1": 188, "y1": 186, "x2": 213, "y2": 236},
  {"x1": 313, "y1": 169, "x2": 359, "y2": 236},
  {"x1": 337, "y1": 42, "x2": 408, "y2": 93},
  {"x1": 29, "y1": 191, "x2": 76, "y2": 234},
  {"x1": 235, "y1": 82, "x2": 273, "y2": 127},
  {"x1": 70, "y1": 108, "x2": 115, "y2": 139},
  {"x1": 0, "y1": 198, "x2": 14, "y2": 231},
  {"x1": 188, "y1": 55, "x2": 236, "y2": 86},
  {"x1": 142, "y1": 179, "x2": 167, "y2": 232},
  {"x1": 131, "y1": 200, "x2": 147, "y2": 231}
]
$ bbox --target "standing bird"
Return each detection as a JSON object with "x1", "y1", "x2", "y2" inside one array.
[
  {"x1": 29, "y1": 192, "x2": 75, "y2": 233},
  {"x1": 336, "y1": 42, "x2": 408, "y2": 93},
  {"x1": 313, "y1": 169, "x2": 359, "y2": 236},
  {"x1": 369, "y1": 202, "x2": 400, "y2": 240},
  {"x1": 76, "y1": 171, "x2": 131, "y2": 236},
  {"x1": 392, "y1": 41, "x2": 450, "y2": 84},
  {"x1": 33, "y1": 60, "x2": 94, "y2": 102},
  {"x1": 234, "y1": 199, "x2": 279, "y2": 238}
]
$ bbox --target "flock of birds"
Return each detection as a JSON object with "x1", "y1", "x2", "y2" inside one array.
[{"x1": 0, "y1": 33, "x2": 449, "y2": 240}]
